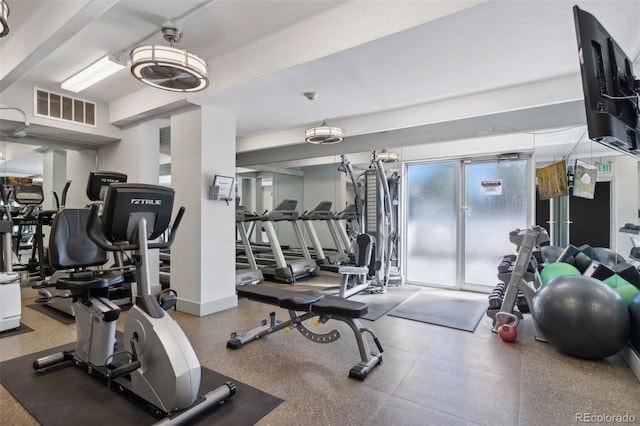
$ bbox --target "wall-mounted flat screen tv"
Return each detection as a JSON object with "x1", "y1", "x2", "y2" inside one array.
[{"x1": 573, "y1": 6, "x2": 639, "y2": 158}]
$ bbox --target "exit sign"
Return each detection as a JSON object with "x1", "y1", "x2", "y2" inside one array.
[{"x1": 597, "y1": 163, "x2": 612, "y2": 173}]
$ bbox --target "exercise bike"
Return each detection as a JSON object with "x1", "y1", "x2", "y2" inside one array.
[{"x1": 33, "y1": 183, "x2": 235, "y2": 424}]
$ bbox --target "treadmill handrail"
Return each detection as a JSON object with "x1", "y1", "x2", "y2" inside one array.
[{"x1": 260, "y1": 210, "x2": 299, "y2": 221}]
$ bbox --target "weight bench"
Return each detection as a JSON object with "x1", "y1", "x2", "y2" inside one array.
[{"x1": 227, "y1": 285, "x2": 383, "y2": 381}]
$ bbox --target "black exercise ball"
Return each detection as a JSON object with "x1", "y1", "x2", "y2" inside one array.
[
  {"x1": 630, "y1": 292, "x2": 640, "y2": 351},
  {"x1": 592, "y1": 247, "x2": 625, "y2": 267},
  {"x1": 532, "y1": 275, "x2": 630, "y2": 359}
]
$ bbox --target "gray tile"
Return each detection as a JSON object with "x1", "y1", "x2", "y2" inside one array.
[
  {"x1": 520, "y1": 344, "x2": 640, "y2": 397},
  {"x1": 519, "y1": 378, "x2": 640, "y2": 426},
  {"x1": 370, "y1": 395, "x2": 481, "y2": 426},
  {"x1": 365, "y1": 314, "x2": 445, "y2": 355},
  {"x1": 393, "y1": 356, "x2": 521, "y2": 426}
]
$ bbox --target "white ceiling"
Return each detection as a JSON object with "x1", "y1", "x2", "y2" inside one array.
[{"x1": 0, "y1": 0, "x2": 638, "y2": 172}]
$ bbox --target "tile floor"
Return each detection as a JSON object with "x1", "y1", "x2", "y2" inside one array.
[{"x1": 1, "y1": 278, "x2": 639, "y2": 426}]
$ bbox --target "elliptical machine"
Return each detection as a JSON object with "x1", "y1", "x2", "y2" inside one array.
[
  {"x1": 33, "y1": 183, "x2": 235, "y2": 424},
  {"x1": 0, "y1": 183, "x2": 21, "y2": 332}
]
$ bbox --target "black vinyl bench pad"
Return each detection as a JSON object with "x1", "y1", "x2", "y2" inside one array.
[
  {"x1": 236, "y1": 285, "x2": 368, "y2": 318},
  {"x1": 311, "y1": 296, "x2": 368, "y2": 318}
]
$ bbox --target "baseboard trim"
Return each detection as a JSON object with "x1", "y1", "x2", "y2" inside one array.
[
  {"x1": 623, "y1": 344, "x2": 640, "y2": 382},
  {"x1": 177, "y1": 294, "x2": 238, "y2": 317}
]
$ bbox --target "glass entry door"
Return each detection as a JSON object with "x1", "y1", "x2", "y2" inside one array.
[
  {"x1": 462, "y1": 159, "x2": 529, "y2": 291},
  {"x1": 405, "y1": 161, "x2": 458, "y2": 287},
  {"x1": 404, "y1": 157, "x2": 530, "y2": 290}
]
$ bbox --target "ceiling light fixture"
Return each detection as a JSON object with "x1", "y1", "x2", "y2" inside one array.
[
  {"x1": 0, "y1": 0, "x2": 9, "y2": 37},
  {"x1": 130, "y1": 21, "x2": 208, "y2": 92},
  {"x1": 305, "y1": 120, "x2": 345, "y2": 145},
  {"x1": 375, "y1": 149, "x2": 400, "y2": 163},
  {"x1": 61, "y1": 54, "x2": 126, "y2": 93}
]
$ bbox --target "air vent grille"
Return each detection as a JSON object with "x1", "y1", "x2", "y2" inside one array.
[{"x1": 34, "y1": 88, "x2": 96, "y2": 127}]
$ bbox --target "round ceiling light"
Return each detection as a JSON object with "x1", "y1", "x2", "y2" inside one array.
[
  {"x1": 130, "y1": 22, "x2": 209, "y2": 92},
  {"x1": 0, "y1": 0, "x2": 10, "y2": 38},
  {"x1": 305, "y1": 120, "x2": 345, "y2": 144}
]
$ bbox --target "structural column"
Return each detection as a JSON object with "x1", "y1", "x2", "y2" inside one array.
[
  {"x1": 41, "y1": 149, "x2": 67, "y2": 210},
  {"x1": 170, "y1": 106, "x2": 237, "y2": 316},
  {"x1": 97, "y1": 122, "x2": 161, "y2": 292},
  {"x1": 65, "y1": 150, "x2": 98, "y2": 207},
  {"x1": 98, "y1": 124, "x2": 160, "y2": 183}
]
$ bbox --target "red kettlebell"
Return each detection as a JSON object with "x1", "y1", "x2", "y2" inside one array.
[{"x1": 495, "y1": 312, "x2": 519, "y2": 343}]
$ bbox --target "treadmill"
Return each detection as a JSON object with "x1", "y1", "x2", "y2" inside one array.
[
  {"x1": 249, "y1": 199, "x2": 317, "y2": 283},
  {"x1": 333, "y1": 203, "x2": 361, "y2": 258},
  {"x1": 235, "y1": 207, "x2": 263, "y2": 286},
  {"x1": 300, "y1": 201, "x2": 350, "y2": 265}
]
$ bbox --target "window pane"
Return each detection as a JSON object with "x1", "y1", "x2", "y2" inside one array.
[
  {"x1": 464, "y1": 160, "x2": 528, "y2": 286},
  {"x1": 406, "y1": 161, "x2": 457, "y2": 287}
]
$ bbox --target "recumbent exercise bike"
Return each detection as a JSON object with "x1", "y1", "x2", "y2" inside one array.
[{"x1": 33, "y1": 183, "x2": 235, "y2": 425}]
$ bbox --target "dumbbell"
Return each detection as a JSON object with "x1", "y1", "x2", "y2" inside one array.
[{"x1": 488, "y1": 295, "x2": 503, "y2": 309}]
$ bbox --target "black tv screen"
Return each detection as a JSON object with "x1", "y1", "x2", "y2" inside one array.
[{"x1": 573, "y1": 6, "x2": 639, "y2": 157}]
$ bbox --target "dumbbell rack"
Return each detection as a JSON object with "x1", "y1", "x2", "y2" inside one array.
[{"x1": 486, "y1": 226, "x2": 549, "y2": 341}]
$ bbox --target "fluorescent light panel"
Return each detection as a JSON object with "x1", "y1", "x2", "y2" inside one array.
[{"x1": 61, "y1": 54, "x2": 125, "y2": 93}]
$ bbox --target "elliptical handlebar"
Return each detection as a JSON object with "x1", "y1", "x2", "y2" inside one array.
[
  {"x1": 60, "y1": 180, "x2": 72, "y2": 209},
  {"x1": 0, "y1": 184, "x2": 12, "y2": 224},
  {"x1": 86, "y1": 204, "x2": 186, "y2": 252}
]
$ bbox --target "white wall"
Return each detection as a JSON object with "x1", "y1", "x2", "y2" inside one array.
[
  {"x1": 0, "y1": 79, "x2": 122, "y2": 141},
  {"x1": 401, "y1": 132, "x2": 535, "y2": 162}
]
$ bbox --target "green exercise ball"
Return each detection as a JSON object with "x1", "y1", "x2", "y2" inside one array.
[
  {"x1": 603, "y1": 273, "x2": 632, "y2": 289},
  {"x1": 540, "y1": 262, "x2": 581, "y2": 285},
  {"x1": 615, "y1": 284, "x2": 640, "y2": 304}
]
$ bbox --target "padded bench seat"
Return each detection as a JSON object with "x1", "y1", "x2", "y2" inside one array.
[
  {"x1": 237, "y1": 285, "x2": 324, "y2": 311},
  {"x1": 237, "y1": 285, "x2": 367, "y2": 317},
  {"x1": 57, "y1": 270, "x2": 124, "y2": 290},
  {"x1": 311, "y1": 295, "x2": 368, "y2": 318}
]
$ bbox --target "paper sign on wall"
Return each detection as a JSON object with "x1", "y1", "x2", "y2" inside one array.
[{"x1": 481, "y1": 180, "x2": 502, "y2": 195}]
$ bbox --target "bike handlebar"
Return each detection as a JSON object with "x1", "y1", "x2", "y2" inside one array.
[{"x1": 86, "y1": 204, "x2": 186, "y2": 251}]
